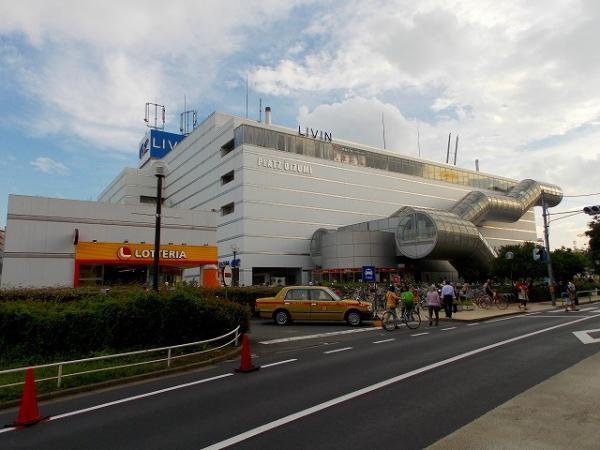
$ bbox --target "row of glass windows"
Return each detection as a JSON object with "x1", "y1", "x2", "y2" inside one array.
[{"x1": 234, "y1": 125, "x2": 515, "y2": 193}]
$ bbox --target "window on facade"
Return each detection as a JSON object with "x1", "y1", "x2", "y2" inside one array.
[
  {"x1": 140, "y1": 195, "x2": 165, "y2": 205},
  {"x1": 220, "y1": 138, "x2": 235, "y2": 157},
  {"x1": 221, "y1": 170, "x2": 234, "y2": 185},
  {"x1": 234, "y1": 124, "x2": 516, "y2": 192},
  {"x1": 221, "y1": 202, "x2": 235, "y2": 216}
]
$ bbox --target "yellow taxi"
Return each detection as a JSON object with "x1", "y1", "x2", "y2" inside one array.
[{"x1": 255, "y1": 286, "x2": 373, "y2": 326}]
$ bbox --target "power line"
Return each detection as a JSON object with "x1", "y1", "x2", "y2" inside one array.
[
  {"x1": 563, "y1": 192, "x2": 600, "y2": 197},
  {"x1": 549, "y1": 212, "x2": 585, "y2": 224},
  {"x1": 548, "y1": 209, "x2": 584, "y2": 216}
]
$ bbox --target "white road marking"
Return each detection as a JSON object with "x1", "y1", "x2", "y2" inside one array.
[
  {"x1": 485, "y1": 316, "x2": 520, "y2": 324},
  {"x1": 261, "y1": 359, "x2": 298, "y2": 368},
  {"x1": 259, "y1": 327, "x2": 380, "y2": 345},
  {"x1": 441, "y1": 327, "x2": 457, "y2": 331},
  {"x1": 572, "y1": 329, "x2": 600, "y2": 344},
  {"x1": 467, "y1": 323, "x2": 480, "y2": 326},
  {"x1": 577, "y1": 307, "x2": 596, "y2": 312},
  {"x1": 201, "y1": 313, "x2": 600, "y2": 450},
  {"x1": 373, "y1": 339, "x2": 395, "y2": 344},
  {"x1": 411, "y1": 332, "x2": 429, "y2": 337},
  {"x1": 0, "y1": 373, "x2": 235, "y2": 434},
  {"x1": 324, "y1": 347, "x2": 353, "y2": 354}
]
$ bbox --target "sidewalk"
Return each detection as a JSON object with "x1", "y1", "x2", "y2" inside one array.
[
  {"x1": 427, "y1": 352, "x2": 600, "y2": 449},
  {"x1": 426, "y1": 297, "x2": 600, "y2": 449},
  {"x1": 445, "y1": 296, "x2": 600, "y2": 322}
]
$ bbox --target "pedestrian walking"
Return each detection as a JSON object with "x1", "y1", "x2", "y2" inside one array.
[
  {"x1": 426, "y1": 284, "x2": 441, "y2": 326},
  {"x1": 516, "y1": 279, "x2": 529, "y2": 310},
  {"x1": 441, "y1": 280, "x2": 455, "y2": 319}
]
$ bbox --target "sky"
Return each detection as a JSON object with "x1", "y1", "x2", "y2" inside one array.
[{"x1": 1, "y1": 0, "x2": 599, "y2": 250}]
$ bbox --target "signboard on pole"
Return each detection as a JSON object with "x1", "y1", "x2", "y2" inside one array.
[
  {"x1": 362, "y1": 266, "x2": 376, "y2": 282},
  {"x1": 222, "y1": 265, "x2": 233, "y2": 287}
]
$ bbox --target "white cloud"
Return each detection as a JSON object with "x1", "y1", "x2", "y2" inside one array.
[
  {"x1": 0, "y1": 0, "x2": 308, "y2": 152},
  {"x1": 251, "y1": 0, "x2": 600, "y2": 250},
  {"x1": 30, "y1": 157, "x2": 69, "y2": 175}
]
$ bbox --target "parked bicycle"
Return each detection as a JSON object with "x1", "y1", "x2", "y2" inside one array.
[
  {"x1": 381, "y1": 306, "x2": 421, "y2": 330},
  {"x1": 471, "y1": 289, "x2": 509, "y2": 310}
]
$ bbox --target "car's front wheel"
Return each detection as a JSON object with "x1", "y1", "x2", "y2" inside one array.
[
  {"x1": 273, "y1": 310, "x2": 291, "y2": 326},
  {"x1": 346, "y1": 310, "x2": 362, "y2": 326}
]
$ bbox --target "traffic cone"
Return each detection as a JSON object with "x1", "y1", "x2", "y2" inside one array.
[
  {"x1": 235, "y1": 334, "x2": 260, "y2": 373},
  {"x1": 12, "y1": 368, "x2": 47, "y2": 427}
]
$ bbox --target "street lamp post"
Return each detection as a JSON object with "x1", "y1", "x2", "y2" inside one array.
[
  {"x1": 152, "y1": 161, "x2": 168, "y2": 291},
  {"x1": 231, "y1": 244, "x2": 240, "y2": 287},
  {"x1": 505, "y1": 251, "x2": 514, "y2": 284}
]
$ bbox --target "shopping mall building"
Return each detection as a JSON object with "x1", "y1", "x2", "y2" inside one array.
[{"x1": 1, "y1": 109, "x2": 562, "y2": 288}]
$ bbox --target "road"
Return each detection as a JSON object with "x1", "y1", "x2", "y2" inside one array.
[{"x1": 1, "y1": 308, "x2": 600, "y2": 449}]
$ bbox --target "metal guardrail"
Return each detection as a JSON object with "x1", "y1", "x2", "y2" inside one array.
[
  {"x1": 0, "y1": 325, "x2": 241, "y2": 389},
  {"x1": 573, "y1": 290, "x2": 599, "y2": 304}
]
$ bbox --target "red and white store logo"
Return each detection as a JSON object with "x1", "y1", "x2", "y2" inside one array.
[{"x1": 117, "y1": 246, "x2": 133, "y2": 260}]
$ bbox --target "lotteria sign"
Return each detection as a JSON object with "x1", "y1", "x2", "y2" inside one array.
[
  {"x1": 118, "y1": 246, "x2": 187, "y2": 260},
  {"x1": 75, "y1": 242, "x2": 218, "y2": 266},
  {"x1": 139, "y1": 129, "x2": 186, "y2": 160}
]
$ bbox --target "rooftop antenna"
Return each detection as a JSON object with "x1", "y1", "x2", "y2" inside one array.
[
  {"x1": 446, "y1": 133, "x2": 451, "y2": 163},
  {"x1": 381, "y1": 112, "x2": 387, "y2": 150},
  {"x1": 180, "y1": 109, "x2": 197, "y2": 135},
  {"x1": 144, "y1": 102, "x2": 165, "y2": 130},
  {"x1": 259, "y1": 98, "x2": 262, "y2": 123},
  {"x1": 417, "y1": 124, "x2": 421, "y2": 158},
  {"x1": 245, "y1": 74, "x2": 249, "y2": 119},
  {"x1": 453, "y1": 135, "x2": 459, "y2": 165}
]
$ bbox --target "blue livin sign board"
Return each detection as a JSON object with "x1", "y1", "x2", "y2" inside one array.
[
  {"x1": 362, "y1": 266, "x2": 376, "y2": 282},
  {"x1": 139, "y1": 129, "x2": 186, "y2": 159}
]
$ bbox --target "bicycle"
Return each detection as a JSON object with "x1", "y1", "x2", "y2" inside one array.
[
  {"x1": 472, "y1": 291, "x2": 509, "y2": 309},
  {"x1": 381, "y1": 306, "x2": 421, "y2": 330}
]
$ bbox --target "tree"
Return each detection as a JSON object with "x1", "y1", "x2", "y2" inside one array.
[
  {"x1": 585, "y1": 218, "x2": 600, "y2": 274},
  {"x1": 490, "y1": 242, "x2": 546, "y2": 282},
  {"x1": 551, "y1": 247, "x2": 588, "y2": 281}
]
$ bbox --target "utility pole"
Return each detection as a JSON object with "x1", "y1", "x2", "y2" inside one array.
[
  {"x1": 542, "y1": 199, "x2": 556, "y2": 305},
  {"x1": 446, "y1": 133, "x2": 451, "y2": 163}
]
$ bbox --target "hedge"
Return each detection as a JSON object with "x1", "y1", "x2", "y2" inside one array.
[{"x1": 0, "y1": 287, "x2": 250, "y2": 365}]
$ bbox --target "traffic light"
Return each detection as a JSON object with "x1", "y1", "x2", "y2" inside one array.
[
  {"x1": 539, "y1": 247, "x2": 548, "y2": 263},
  {"x1": 583, "y1": 205, "x2": 600, "y2": 215},
  {"x1": 533, "y1": 246, "x2": 547, "y2": 262}
]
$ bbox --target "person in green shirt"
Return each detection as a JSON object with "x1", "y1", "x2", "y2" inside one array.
[{"x1": 400, "y1": 284, "x2": 414, "y2": 318}]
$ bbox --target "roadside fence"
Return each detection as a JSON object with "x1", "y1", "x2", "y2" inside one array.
[{"x1": 0, "y1": 325, "x2": 241, "y2": 390}]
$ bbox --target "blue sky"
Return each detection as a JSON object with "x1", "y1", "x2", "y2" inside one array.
[{"x1": 1, "y1": 0, "x2": 600, "y2": 250}]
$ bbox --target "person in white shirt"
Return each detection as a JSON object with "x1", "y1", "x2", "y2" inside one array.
[{"x1": 441, "y1": 281, "x2": 455, "y2": 319}]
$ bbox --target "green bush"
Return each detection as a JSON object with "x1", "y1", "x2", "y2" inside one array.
[{"x1": 0, "y1": 286, "x2": 250, "y2": 365}]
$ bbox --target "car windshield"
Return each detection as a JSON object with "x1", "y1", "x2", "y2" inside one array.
[{"x1": 323, "y1": 287, "x2": 341, "y2": 301}]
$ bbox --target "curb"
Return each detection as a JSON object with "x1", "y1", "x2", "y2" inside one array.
[{"x1": 446, "y1": 299, "x2": 600, "y2": 323}]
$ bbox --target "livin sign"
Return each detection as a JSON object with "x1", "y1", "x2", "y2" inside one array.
[{"x1": 298, "y1": 126, "x2": 332, "y2": 142}]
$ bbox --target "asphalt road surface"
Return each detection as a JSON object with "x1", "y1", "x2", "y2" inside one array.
[{"x1": 2, "y1": 309, "x2": 600, "y2": 449}]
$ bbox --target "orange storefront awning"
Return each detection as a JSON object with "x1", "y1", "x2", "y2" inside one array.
[{"x1": 75, "y1": 242, "x2": 218, "y2": 267}]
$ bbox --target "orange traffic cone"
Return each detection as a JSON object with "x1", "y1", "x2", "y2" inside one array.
[
  {"x1": 235, "y1": 334, "x2": 260, "y2": 373},
  {"x1": 13, "y1": 368, "x2": 47, "y2": 427}
]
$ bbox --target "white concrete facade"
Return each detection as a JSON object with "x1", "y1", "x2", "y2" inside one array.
[
  {"x1": 99, "y1": 112, "x2": 538, "y2": 286},
  {"x1": 1, "y1": 195, "x2": 216, "y2": 288}
]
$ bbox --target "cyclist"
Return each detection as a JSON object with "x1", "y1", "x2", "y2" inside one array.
[
  {"x1": 385, "y1": 285, "x2": 400, "y2": 322},
  {"x1": 400, "y1": 284, "x2": 415, "y2": 319},
  {"x1": 483, "y1": 279, "x2": 496, "y2": 300}
]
